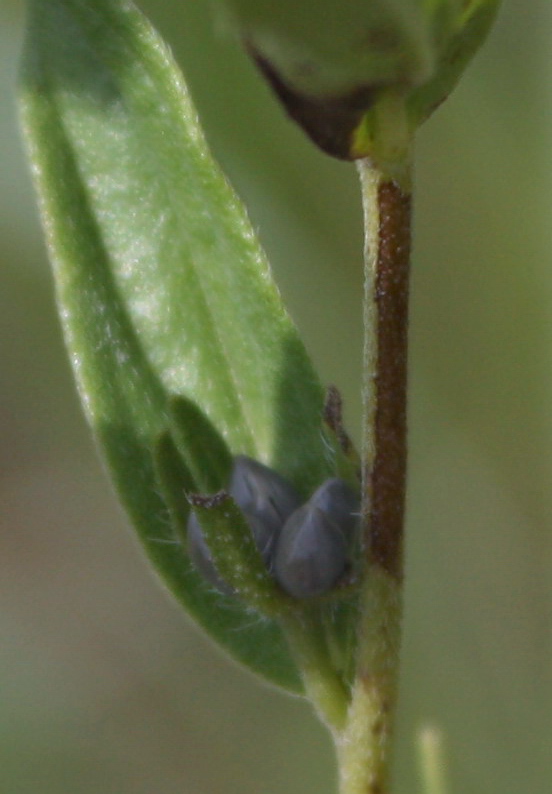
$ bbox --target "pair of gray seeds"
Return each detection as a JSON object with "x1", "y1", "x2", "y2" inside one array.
[{"x1": 187, "y1": 455, "x2": 360, "y2": 599}]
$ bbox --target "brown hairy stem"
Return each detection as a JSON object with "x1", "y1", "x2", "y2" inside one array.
[
  {"x1": 337, "y1": 161, "x2": 412, "y2": 794},
  {"x1": 368, "y1": 180, "x2": 411, "y2": 579}
]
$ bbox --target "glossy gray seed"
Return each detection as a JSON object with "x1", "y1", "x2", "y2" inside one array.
[
  {"x1": 229, "y1": 455, "x2": 302, "y2": 536},
  {"x1": 274, "y1": 503, "x2": 349, "y2": 599},
  {"x1": 308, "y1": 478, "x2": 360, "y2": 543}
]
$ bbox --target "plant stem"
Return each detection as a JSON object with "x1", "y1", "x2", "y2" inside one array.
[
  {"x1": 281, "y1": 611, "x2": 349, "y2": 733},
  {"x1": 336, "y1": 157, "x2": 412, "y2": 794},
  {"x1": 359, "y1": 158, "x2": 412, "y2": 578}
]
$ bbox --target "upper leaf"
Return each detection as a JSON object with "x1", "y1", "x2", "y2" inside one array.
[{"x1": 19, "y1": 0, "x2": 334, "y2": 692}]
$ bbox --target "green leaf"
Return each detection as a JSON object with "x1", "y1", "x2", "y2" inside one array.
[
  {"x1": 188, "y1": 492, "x2": 286, "y2": 614},
  {"x1": 168, "y1": 396, "x2": 232, "y2": 495},
  {"x1": 19, "y1": 0, "x2": 332, "y2": 692},
  {"x1": 406, "y1": 0, "x2": 502, "y2": 129},
  {"x1": 153, "y1": 433, "x2": 302, "y2": 691}
]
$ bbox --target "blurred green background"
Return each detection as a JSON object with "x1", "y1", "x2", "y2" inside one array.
[{"x1": 2, "y1": 1, "x2": 552, "y2": 792}]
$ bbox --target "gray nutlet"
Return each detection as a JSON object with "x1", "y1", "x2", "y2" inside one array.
[
  {"x1": 308, "y1": 478, "x2": 360, "y2": 541},
  {"x1": 274, "y1": 478, "x2": 360, "y2": 599}
]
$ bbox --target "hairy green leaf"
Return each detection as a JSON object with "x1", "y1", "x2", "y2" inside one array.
[
  {"x1": 168, "y1": 396, "x2": 232, "y2": 495},
  {"x1": 19, "y1": 0, "x2": 333, "y2": 692}
]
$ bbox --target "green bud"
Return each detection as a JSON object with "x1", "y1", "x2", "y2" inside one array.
[{"x1": 212, "y1": 0, "x2": 501, "y2": 162}]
